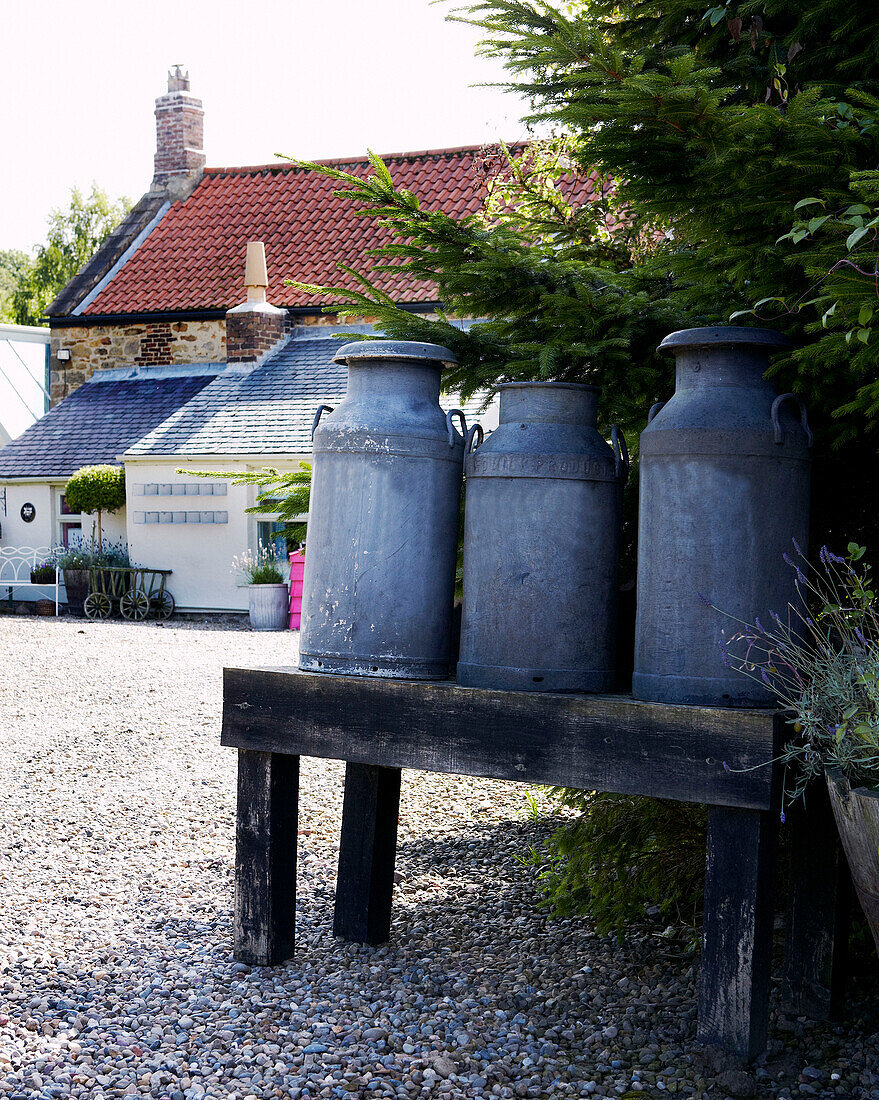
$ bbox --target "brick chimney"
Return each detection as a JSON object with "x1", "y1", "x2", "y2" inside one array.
[
  {"x1": 153, "y1": 66, "x2": 205, "y2": 195},
  {"x1": 226, "y1": 242, "x2": 286, "y2": 365}
]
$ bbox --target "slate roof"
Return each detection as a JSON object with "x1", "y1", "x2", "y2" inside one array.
[
  {"x1": 126, "y1": 327, "x2": 495, "y2": 458},
  {"x1": 0, "y1": 369, "x2": 219, "y2": 479},
  {"x1": 55, "y1": 145, "x2": 596, "y2": 317}
]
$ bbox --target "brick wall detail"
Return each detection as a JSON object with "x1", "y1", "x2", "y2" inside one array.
[
  {"x1": 226, "y1": 309, "x2": 286, "y2": 363},
  {"x1": 154, "y1": 92, "x2": 205, "y2": 184},
  {"x1": 50, "y1": 320, "x2": 226, "y2": 405},
  {"x1": 134, "y1": 323, "x2": 173, "y2": 366}
]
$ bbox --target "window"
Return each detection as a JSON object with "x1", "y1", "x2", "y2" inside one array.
[
  {"x1": 257, "y1": 521, "x2": 287, "y2": 562},
  {"x1": 57, "y1": 492, "x2": 83, "y2": 547}
]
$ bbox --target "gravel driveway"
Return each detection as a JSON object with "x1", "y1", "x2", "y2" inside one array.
[{"x1": 0, "y1": 616, "x2": 876, "y2": 1100}]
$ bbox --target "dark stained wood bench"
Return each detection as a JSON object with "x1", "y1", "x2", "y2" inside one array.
[{"x1": 221, "y1": 667, "x2": 850, "y2": 1062}]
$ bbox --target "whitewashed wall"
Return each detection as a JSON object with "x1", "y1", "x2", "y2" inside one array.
[
  {"x1": 124, "y1": 456, "x2": 310, "y2": 613},
  {"x1": 0, "y1": 480, "x2": 127, "y2": 551},
  {"x1": 0, "y1": 482, "x2": 56, "y2": 551}
]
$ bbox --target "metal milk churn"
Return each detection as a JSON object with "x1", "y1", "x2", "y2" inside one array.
[
  {"x1": 299, "y1": 341, "x2": 472, "y2": 680},
  {"x1": 457, "y1": 382, "x2": 628, "y2": 692},
  {"x1": 633, "y1": 326, "x2": 812, "y2": 707}
]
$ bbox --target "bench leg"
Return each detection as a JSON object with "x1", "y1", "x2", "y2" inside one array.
[
  {"x1": 234, "y1": 749, "x2": 299, "y2": 965},
  {"x1": 334, "y1": 762, "x2": 401, "y2": 944},
  {"x1": 781, "y1": 783, "x2": 850, "y2": 1019},
  {"x1": 698, "y1": 806, "x2": 777, "y2": 1061}
]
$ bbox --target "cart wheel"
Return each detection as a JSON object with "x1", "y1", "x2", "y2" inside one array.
[
  {"x1": 156, "y1": 591, "x2": 175, "y2": 619},
  {"x1": 84, "y1": 592, "x2": 112, "y2": 620},
  {"x1": 120, "y1": 588, "x2": 150, "y2": 621}
]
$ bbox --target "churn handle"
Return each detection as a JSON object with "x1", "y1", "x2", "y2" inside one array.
[
  {"x1": 771, "y1": 393, "x2": 813, "y2": 447},
  {"x1": 611, "y1": 425, "x2": 630, "y2": 480},
  {"x1": 465, "y1": 423, "x2": 484, "y2": 453},
  {"x1": 446, "y1": 408, "x2": 468, "y2": 448},
  {"x1": 311, "y1": 404, "x2": 334, "y2": 439},
  {"x1": 647, "y1": 401, "x2": 665, "y2": 423}
]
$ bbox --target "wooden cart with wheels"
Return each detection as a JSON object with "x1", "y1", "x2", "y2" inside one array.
[{"x1": 83, "y1": 566, "x2": 174, "y2": 621}]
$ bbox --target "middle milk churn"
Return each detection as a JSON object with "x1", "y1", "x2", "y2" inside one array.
[
  {"x1": 633, "y1": 326, "x2": 812, "y2": 707},
  {"x1": 299, "y1": 340, "x2": 471, "y2": 680},
  {"x1": 457, "y1": 382, "x2": 628, "y2": 692}
]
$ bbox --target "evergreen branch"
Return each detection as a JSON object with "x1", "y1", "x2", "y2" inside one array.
[{"x1": 180, "y1": 465, "x2": 312, "y2": 545}]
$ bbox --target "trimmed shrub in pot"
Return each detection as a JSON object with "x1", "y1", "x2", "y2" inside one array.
[
  {"x1": 64, "y1": 465, "x2": 126, "y2": 552},
  {"x1": 232, "y1": 544, "x2": 288, "y2": 631}
]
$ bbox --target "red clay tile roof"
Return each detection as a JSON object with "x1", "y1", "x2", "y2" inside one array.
[{"x1": 81, "y1": 145, "x2": 596, "y2": 316}]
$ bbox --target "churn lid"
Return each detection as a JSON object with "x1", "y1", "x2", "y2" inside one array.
[
  {"x1": 333, "y1": 340, "x2": 457, "y2": 366},
  {"x1": 658, "y1": 326, "x2": 792, "y2": 353}
]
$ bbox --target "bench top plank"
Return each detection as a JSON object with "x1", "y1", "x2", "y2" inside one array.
[{"x1": 222, "y1": 667, "x2": 782, "y2": 811}]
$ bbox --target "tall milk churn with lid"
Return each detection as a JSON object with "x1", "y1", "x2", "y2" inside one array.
[
  {"x1": 299, "y1": 341, "x2": 473, "y2": 680},
  {"x1": 633, "y1": 326, "x2": 812, "y2": 707},
  {"x1": 457, "y1": 382, "x2": 628, "y2": 692}
]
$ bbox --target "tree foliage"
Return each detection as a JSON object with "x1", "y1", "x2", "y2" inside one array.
[
  {"x1": 64, "y1": 465, "x2": 127, "y2": 551},
  {"x1": 286, "y1": 0, "x2": 879, "y2": 549},
  {"x1": 0, "y1": 250, "x2": 32, "y2": 324},
  {"x1": 288, "y1": 143, "x2": 672, "y2": 437},
  {"x1": 11, "y1": 185, "x2": 130, "y2": 326}
]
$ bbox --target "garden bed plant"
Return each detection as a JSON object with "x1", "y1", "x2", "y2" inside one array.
[
  {"x1": 707, "y1": 541, "x2": 879, "y2": 952},
  {"x1": 29, "y1": 559, "x2": 56, "y2": 585}
]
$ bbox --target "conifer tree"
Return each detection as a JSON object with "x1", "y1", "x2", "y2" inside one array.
[{"x1": 288, "y1": 0, "x2": 879, "y2": 544}]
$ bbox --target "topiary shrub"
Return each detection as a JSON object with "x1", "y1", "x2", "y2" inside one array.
[{"x1": 64, "y1": 465, "x2": 126, "y2": 551}]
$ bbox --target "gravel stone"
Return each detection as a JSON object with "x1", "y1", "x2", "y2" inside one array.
[
  {"x1": 0, "y1": 615, "x2": 876, "y2": 1099},
  {"x1": 715, "y1": 1067, "x2": 757, "y2": 1097}
]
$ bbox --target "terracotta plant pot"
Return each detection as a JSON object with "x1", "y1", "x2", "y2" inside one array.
[
  {"x1": 826, "y1": 769, "x2": 879, "y2": 956},
  {"x1": 248, "y1": 583, "x2": 289, "y2": 631}
]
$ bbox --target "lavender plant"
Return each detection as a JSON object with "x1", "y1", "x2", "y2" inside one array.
[
  {"x1": 707, "y1": 541, "x2": 879, "y2": 803},
  {"x1": 54, "y1": 538, "x2": 134, "y2": 570},
  {"x1": 29, "y1": 558, "x2": 57, "y2": 584}
]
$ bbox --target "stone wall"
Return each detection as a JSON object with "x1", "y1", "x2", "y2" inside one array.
[
  {"x1": 287, "y1": 313, "x2": 378, "y2": 330},
  {"x1": 49, "y1": 320, "x2": 226, "y2": 405},
  {"x1": 48, "y1": 310, "x2": 433, "y2": 405}
]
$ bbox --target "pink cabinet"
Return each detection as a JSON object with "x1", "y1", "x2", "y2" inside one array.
[{"x1": 288, "y1": 550, "x2": 305, "y2": 631}]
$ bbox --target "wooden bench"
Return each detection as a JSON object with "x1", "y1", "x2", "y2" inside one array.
[{"x1": 222, "y1": 668, "x2": 850, "y2": 1062}]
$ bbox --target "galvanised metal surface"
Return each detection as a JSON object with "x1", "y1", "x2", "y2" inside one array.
[
  {"x1": 457, "y1": 382, "x2": 628, "y2": 691},
  {"x1": 633, "y1": 327, "x2": 812, "y2": 707},
  {"x1": 299, "y1": 341, "x2": 470, "y2": 680}
]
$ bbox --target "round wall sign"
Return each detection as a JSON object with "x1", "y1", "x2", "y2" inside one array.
[{"x1": 20, "y1": 502, "x2": 36, "y2": 523}]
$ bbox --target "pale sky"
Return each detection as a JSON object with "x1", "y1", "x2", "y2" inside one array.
[{"x1": 1, "y1": 0, "x2": 528, "y2": 255}]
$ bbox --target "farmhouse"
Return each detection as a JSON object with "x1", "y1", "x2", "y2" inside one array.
[{"x1": 0, "y1": 68, "x2": 592, "y2": 611}]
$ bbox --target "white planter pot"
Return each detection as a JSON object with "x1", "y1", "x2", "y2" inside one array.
[{"x1": 248, "y1": 583, "x2": 289, "y2": 631}]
